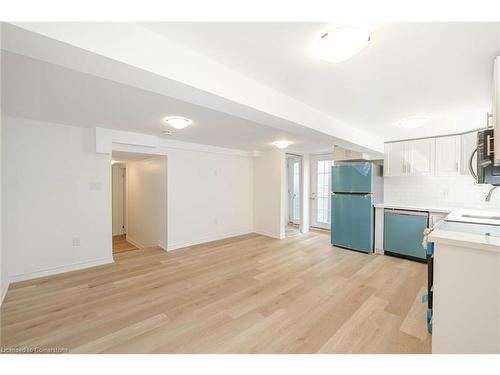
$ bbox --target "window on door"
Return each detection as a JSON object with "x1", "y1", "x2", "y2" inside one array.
[{"x1": 312, "y1": 159, "x2": 334, "y2": 228}]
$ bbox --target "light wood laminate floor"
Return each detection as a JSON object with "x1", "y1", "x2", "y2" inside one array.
[
  {"x1": 112, "y1": 235, "x2": 139, "y2": 254},
  {"x1": 0, "y1": 231, "x2": 431, "y2": 353}
]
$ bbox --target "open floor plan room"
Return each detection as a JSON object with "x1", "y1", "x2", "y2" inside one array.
[
  {"x1": 1, "y1": 231, "x2": 429, "y2": 354},
  {"x1": 1, "y1": 14, "x2": 500, "y2": 366}
]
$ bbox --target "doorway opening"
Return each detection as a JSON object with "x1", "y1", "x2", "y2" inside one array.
[
  {"x1": 285, "y1": 154, "x2": 302, "y2": 237},
  {"x1": 111, "y1": 151, "x2": 167, "y2": 255},
  {"x1": 310, "y1": 155, "x2": 335, "y2": 230}
]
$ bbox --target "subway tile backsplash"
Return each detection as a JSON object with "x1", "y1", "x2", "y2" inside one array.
[{"x1": 384, "y1": 175, "x2": 500, "y2": 210}]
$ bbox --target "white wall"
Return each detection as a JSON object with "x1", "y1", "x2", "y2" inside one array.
[
  {"x1": 253, "y1": 149, "x2": 285, "y2": 239},
  {"x1": 166, "y1": 148, "x2": 253, "y2": 250},
  {"x1": 4, "y1": 117, "x2": 113, "y2": 282},
  {"x1": 127, "y1": 156, "x2": 167, "y2": 249},
  {"x1": 384, "y1": 175, "x2": 500, "y2": 210}
]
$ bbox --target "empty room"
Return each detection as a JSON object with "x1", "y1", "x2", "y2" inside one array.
[{"x1": 1, "y1": 2, "x2": 500, "y2": 372}]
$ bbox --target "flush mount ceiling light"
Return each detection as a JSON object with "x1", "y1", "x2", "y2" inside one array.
[
  {"x1": 313, "y1": 24, "x2": 374, "y2": 63},
  {"x1": 399, "y1": 117, "x2": 430, "y2": 129},
  {"x1": 272, "y1": 140, "x2": 292, "y2": 149},
  {"x1": 164, "y1": 116, "x2": 192, "y2": 129}
]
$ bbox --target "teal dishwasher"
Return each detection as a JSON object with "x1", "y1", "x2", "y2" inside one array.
[{"x1": 383, "y1": 209, "x2": 428, "y2": 262}]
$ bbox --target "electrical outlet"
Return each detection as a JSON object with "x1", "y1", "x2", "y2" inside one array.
[{"x1": 72, "y1": 237, "x2": 81, "y2": 247}]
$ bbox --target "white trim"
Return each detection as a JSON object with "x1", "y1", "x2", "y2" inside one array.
[
  {"x1": 1, "y1": 281, "x2": 10, "y2": 305},
  {"x1": 167, "y1": 231, "x2": 253, "y2": 251},
  {"x1": 253, "y1": 231, "x2": 285, "y2": 240},
  {"x1": 158, "y1": 241, "x2": 167, "y2": 251},
  {"x1": 125, "y1": 235, "x2": 144, "y2": 249},
  {"x1": 9, "y1": 257, "x2": 114, "y2": 283},
  {"x1": 97, "y1": 127, "x2": 256, "y2": 158}
]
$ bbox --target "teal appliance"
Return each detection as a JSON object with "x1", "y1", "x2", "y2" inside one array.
[
  {"x1": 383, "y1": 209, "x2": 428, "y2": 261},
  {"x1": 331, "y1": 161, "x2": 383, "y2": 253}
]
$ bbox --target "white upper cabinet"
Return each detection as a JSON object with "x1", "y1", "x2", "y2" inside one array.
[
  {"x1": 384, "y1": 142, "x2": 407, "y2": 177},
  {"x1": 384, "y1": 138, "x2": 434, "y2": 177},
  {"x1": 384, "y1": 131, "x2": 477, "y2": 178},
  {"x1": 407, "y1": 138, "x2": 435, "y2": 176},
  {"x1": 435, "y1": 135, "x2": 461, "y2": 176},
  {"x1": 460, "y1": 131, "x2": 477, "y2": 175}
]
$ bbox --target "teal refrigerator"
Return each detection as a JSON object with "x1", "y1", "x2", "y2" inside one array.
[{"x1": 330, "y1": 161, "x2": 383, "y2": 253}]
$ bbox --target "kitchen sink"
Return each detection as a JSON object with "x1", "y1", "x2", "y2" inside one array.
[{"x1": 445, "y1": 210, "x2": 500, "y2": 226}]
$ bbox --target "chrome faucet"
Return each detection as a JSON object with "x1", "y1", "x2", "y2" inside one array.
[{"x1": 485, "y1": 186, "x2": 499, "y2": 202}]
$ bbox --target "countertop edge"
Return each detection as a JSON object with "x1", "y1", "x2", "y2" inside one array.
[
  {"x1": 428, "y1": 229, "x2": 500, "y2": 253},
  {"x1": 374, "y1": 203, "x2": 451, "y2": 214}
]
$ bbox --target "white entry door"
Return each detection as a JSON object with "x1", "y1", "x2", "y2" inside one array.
[{"x1": 310, "y1": 156, "x2": 334, "y2": 229}]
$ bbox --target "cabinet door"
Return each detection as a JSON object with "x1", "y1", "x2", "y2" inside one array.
[
  {"x1": 435, "y1": 135, "x2": 461, "y2": 176},
  {"x1": 460, "y1": 131, "x2": 477, "y2": 175},
  {"x1": 408, "y1": 138, "x2": 435, "y2": 176},
  {"x1": 384, "y1": 142, "x2": 407, "y2": 177}
]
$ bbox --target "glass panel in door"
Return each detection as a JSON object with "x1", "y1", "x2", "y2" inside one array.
[{"x1": 310, "y1": 159, "x2": 334, "y2": 229}]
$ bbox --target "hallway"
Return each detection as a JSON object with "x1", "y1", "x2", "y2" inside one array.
[{"x1": 112, "y1": 235, "x2": 138, "y2": 254}]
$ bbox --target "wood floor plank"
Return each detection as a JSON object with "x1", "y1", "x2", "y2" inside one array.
[{"x1": 0, "y1": 231, "x2": 431, "y2": 353}]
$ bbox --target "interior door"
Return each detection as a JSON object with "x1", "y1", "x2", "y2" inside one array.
[
  {"x1": 310, "y1": 156, "x2": 334, "y2": 229},
  {"x1": 287, "y1": 158, "x2": 301, "y2": 225},
  {"x1": 112, "y1": 165, "x2": 126, "y2": 236}
]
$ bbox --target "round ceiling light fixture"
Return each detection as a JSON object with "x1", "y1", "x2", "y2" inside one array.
[
  {"x1": 272, "y1": 140, "x2": 293, "y2": 149},
  {"x1": 399, "y1": 117, "x2": 430, "y2": 129},
  {"x1": 313, "y1": 24, "x2": 374, "y2": 63},
  {"x1": 164, "y1": 116, "x2": 192, "y2": 129}
]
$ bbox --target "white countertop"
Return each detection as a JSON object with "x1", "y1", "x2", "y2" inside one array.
[
  {"x1": 428, "y1": 226, "x2": 500, "y2": 253},
  {"x1": 427, "y1": 209, "x2": 500, "y2": 253},
  {"x1": 374, "y1": 203, "x2": 452, "y2": 214}
]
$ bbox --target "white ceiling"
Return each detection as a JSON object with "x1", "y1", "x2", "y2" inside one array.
[
  {"x1": 1, "y1": 51, "x2": 337, "y2": 153},
  {"x1": 143, "y1": 22, "x2": 500, "y2": 141}
]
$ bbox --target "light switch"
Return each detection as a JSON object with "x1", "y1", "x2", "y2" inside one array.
[{"x1": 89, "y1": 182, "x2": 102, "y2": 191}]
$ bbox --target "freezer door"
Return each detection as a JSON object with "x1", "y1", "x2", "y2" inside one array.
[
  {"x1": 331, "y1": 193, "x2": 374, "y2": 253},
  {"x1": 332, "y1": 163, "x2": 373, "y2": 193}
]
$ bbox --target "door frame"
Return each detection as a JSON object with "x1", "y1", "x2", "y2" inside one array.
[
  {"x1": 286, "y1": 155, "x2": 302, "y2": 225},
  {"x1": 112, "y1": 164, "x2": 126, "y2": 236},
  {"x1": 310, "y1": 153, "x2": 335, "y2": 230}
]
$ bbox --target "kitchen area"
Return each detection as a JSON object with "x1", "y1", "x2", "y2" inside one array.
[{"x1": 330, "y1": 56, "x2": 500, "y2": 354}]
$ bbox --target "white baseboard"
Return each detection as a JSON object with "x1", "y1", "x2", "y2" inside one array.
[
  {"x1": 167, "y1": 231, "x2": 253, "y2": 251},
  {"x1": 125, "y1": 235, "x2": 145, "y2": 249},
  {"x1": 1, "y1": 280, "x2": 10, "y2": 305},
  {"x1": 158, "y1": 241, "x2": 167, "y2": 251},
  {"x1": 9, "y1": 257, "x2": 114, "y2": 283},
  {"x1": 253, "y1": 231, "x2": 285, "y2": 240}
]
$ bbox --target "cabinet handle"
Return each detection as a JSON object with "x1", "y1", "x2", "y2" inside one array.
[{"x1": 455, "y1": 161, "x2": 458, "y2": 172}]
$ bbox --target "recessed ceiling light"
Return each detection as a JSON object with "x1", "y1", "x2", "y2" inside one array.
[
  {"x1": 313, "y1": 25, "x2": 374, "y2": 63},
  {"x1": 399, "y1": 117, "x2": 430, "y2": 129},
  {"x1": 272, "y1": 140, "x2": 292, "y2": 149},
  {"x1": 164, "y1": 116, "x2": 192, "y2": 129}
]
